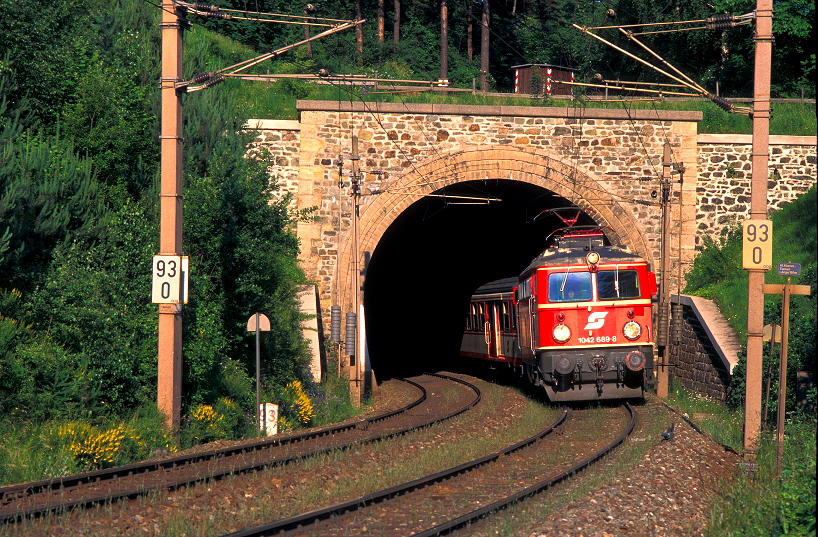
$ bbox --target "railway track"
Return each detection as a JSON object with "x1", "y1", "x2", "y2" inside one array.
[
  {"x1": 219, "y1": 402, "x2": 635, "y2": 537},
  {"x1": 0, "y1": 373, "x2": 480, "y2": 525}
]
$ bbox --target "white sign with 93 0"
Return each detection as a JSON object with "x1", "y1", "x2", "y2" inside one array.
[{"x1": 152, "y1": 255, "x2": 189, "y2": 304}]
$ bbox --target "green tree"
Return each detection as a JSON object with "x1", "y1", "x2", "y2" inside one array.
[{"x1": 0, "y1": 91, "x2": 108, "y2": 293}]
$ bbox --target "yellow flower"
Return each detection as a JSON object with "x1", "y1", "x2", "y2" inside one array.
[{"x1": 284, "y1": 381, "x2": 315, "y2": 425}]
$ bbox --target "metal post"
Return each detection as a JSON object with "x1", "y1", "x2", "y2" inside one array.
[
  {"x1": 158, "y1": 0, "x2": 185, "y2": 431},
  {"x1": 763, "y1": 324, "x2": 777, "y2": 423},
  {"x1": 743, "y1": 0, "x2": 773, "y2": 472},
  {"x1": 656, "y1": 140, "x2": 672, "y2": 398},
  {"x1": 776, "y1": 279, "x2": 791, "y2": 471},
  {"x1": 255, "y1": 313, "x2": 261, "y2": 432},
  {"x1": 350, "y1": 136, "x2": 362, "y2": 407}
]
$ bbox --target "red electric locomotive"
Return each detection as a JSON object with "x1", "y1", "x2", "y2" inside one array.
[{"x1": 461, "y1": 224, "x2": 657, "y2": 402}]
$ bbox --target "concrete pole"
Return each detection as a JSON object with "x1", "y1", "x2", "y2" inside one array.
[
  {"x1": 159, "y1": 0, "x2": 184, "y2": 431},
  {"x1": 743, "y1": 0, "x2": 773, "y2": 471}
]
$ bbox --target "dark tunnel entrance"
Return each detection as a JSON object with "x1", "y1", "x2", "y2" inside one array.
[{"x1": 363, "y1": 179, "x2": 599, "y2": 380}]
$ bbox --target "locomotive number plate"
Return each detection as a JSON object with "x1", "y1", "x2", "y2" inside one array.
[{"x1": 578, "y1": 335, "x2": 617, "y2": 344}]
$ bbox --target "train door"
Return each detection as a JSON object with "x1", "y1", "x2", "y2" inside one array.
[{"x1": 484, "y1": 301, "x2": 500, "y2": 359}]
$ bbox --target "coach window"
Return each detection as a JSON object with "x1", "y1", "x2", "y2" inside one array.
[
  {"x1": 548, "y1": 271, "x2": 592, "y2": 302},
  {"x1": 597, "y1": 268, "x2": 640, "y2": 299},
  {"x1": 501, "y1": 303, "x2": 509, "y2": 331}
]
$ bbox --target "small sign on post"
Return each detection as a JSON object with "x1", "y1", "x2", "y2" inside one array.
[
  {"x1": 247, "y1": 313, "x2": 271, "y2": 433},
  {"x1": 763, "y1": 272, "x2": 812, "y2": 473},
  {"x1": 742, "y1": 219, "x2": 773, "y2": 270},
  {"x1": 152, "y1": 255, "x2": 189, "y2": 304},
  {"x1": 259, "y1": 403, "x2": 279, "y2": 435},
  {"x1": 777, "y1": 262, "x2": 801, "y2": 276}
]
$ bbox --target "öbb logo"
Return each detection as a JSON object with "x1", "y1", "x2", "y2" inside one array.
[{"x1": 584, "y1": 312, "x2": 608, "y2": 330}]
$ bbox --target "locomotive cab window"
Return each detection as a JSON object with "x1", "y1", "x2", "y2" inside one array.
[
  {"x1": 597, "y1": 269, "x2": 640, "y2": 299},
  {"x1": 548, "y1": 271, "x2": 592, "y2": 302}
]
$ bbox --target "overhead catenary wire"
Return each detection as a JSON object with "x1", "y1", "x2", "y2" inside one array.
[
  {"x1": 181, "y1": 20, "x2": 364, "y2": 92},
  {"x1": 180, "y1": 1, "x2": 353, "y2": 26},
  {"x1": 572, "y1": 23, "x2": 752, "y2": 115}
]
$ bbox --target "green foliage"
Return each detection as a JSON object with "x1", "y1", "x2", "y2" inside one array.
[
  {"x1": 0, "y1": 406, "x2": 176, "y2": 484},
  {"x1": 0, "y1": 116, "x2": 109, "y2": 293},
  {"x1": 21, "y1": 196, "x2": 158, "y2": 418},
  {"x1": 707, "y1": 420, "x2": 816, "y2": 537},
  {"x1": 669, "y1": 383, "x2": 816, "y2": 537},
  {"x1": 685, "y1": 186, "x2": 817, "y2": 419}
]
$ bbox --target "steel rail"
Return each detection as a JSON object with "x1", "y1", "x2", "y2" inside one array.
[
  {"x1": 0, "y1": 375, "x2": 476, "y2": 524},
  {"x1": 410, "y1": 402, "x2": 636, "y2": 537},
  {"x1": 219, "y1": 400, "x2": 568, "y2": 537}
]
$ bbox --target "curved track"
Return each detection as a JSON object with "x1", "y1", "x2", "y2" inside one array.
[
  {"x1": 220, "y1": 402, "x2": 635, "y2": 537},
  {"x1": 0, "y1": 373, "x2": 480, "y2": 524}
]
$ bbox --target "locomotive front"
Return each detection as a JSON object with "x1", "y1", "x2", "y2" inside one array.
[{"x1": 517, "y1": 233, "x2": 657, "y2": 401}]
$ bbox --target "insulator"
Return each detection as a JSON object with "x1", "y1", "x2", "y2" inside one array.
[
  {"x1": 605, "y1": 8, "x2": 616, "y2": 18},
  {"x1": 304, "y1": 3, "x2": 317, "y2": 14},
  {"x1": 592, "y1": 73, "x2": 603, "y2": 82},
  {"x1": 710, "y1": 94, "x2": 734, "y2": 113},
  {"x1": 192, "y1": 2, "x2": 220, "y2": 11},
  {"x1": 202, "y1": 75, "x2": 226, "y2": 88},
  {"x1": 671, "y1": 303, "x2": 683, "y2": 343},
  {"x1": 706, "y1": 14, "x2": 737, "y2": 29},
  {"x1": 205, "y1": 11, "x2": 231, "y2": 19},
  {"x1": 330, "y1": 306, "x2": 341, "y2": 342},
  {"x1": 190, "y1": 72, "x2": 215, "y2": 84},
  {"x1": 656, "y1": 302, "x2": 670, "y2": 347},
  {"x1": 317, "y1": 68, "x2": 330, "y2": 77},
  {"x1": 345, "y1": 312, "x2": 357, "y2": 358},
  {"x1": 707, "y1": 21, "x2": 736, "y2": 29}
]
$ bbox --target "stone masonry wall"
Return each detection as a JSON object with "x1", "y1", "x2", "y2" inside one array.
[
  {"x1": 247, "y1": 107, "x2": 816, "y2": 376},
  {"x1": 696, "y1": 134, "x2": 817, "y2": 245},
  {"x1": 292, "y1": 102, "x2": 701, "y2": 320},
  {"x1": 246, "y1": 120, "x2": 302, "y2": 198},
  {"x1": 670, "y1": 303, "x2": 733, "y2": 401}
]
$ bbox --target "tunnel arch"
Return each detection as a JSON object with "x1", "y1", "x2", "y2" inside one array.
[
  {"x1": 333, "y1": 145, "x2": 656, "y2": 378},
  {"x1": 337, "y1": 145, "x2": 653, "y2": 315}
]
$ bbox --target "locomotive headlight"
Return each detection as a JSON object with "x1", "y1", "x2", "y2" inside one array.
[
  {"x1": 623, "y1": 321, "x2": 642, "y2": 340},
  {"x1": 552, "y1": 324, "x2": 571, "y2": 343}
]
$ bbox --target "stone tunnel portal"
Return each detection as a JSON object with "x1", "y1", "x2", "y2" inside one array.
[{"x1": 363, "y1": 180, "x2": 604, "y2": 380}]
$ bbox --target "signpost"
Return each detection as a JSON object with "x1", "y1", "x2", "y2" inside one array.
[
  {"x1": 247, "y1": 313, "x2": 271, "y2": 432},
  {"x1": 762, "y1": 323, "x2": 781, "y2": 423},
  {"x1": 764, "y1": 265, "x2": 811, "y2": 472}
]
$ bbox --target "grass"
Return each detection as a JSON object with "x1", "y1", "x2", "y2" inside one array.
[
  {"x1": 665, "y1": 382, "x2": 817, "y2": 537},
  {"x1": 17, "y1": 380, "x2": 558, "y2": 536},
  {"x1": 473, "y1": 398, "x2": 669, "y2": 536},
  {"x1": 239, "y1": 78, "x2": 816, "y2": 136}
]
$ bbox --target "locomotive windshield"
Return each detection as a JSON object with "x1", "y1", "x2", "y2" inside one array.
[
  {"x1": 597, "y1": 269, "x2": 640, "y2": 299},
  {"x1": 548, "y1": 271, "x2": 592, "y2": 302}
]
